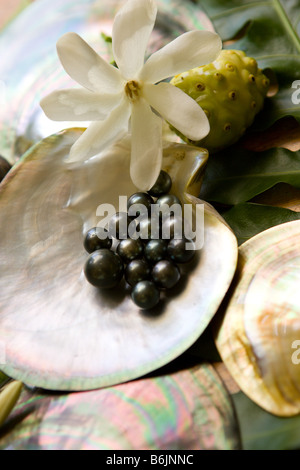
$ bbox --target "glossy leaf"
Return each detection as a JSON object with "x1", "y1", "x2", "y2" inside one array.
[
  {"x1": 233, "y1": 392, "x2": 300, "y2": 450},
  {"x1": 200, "y1": 146, "x2": 300, "y2": 205},
  {"x1": 196, "y1": 0, "x2": 300, "y2": 244},
  {"x1": 0, "y1": 372, "x2": 9, "y2": 389},
  {"x1": 222, "y1": 202, "x2": 300, "y2": 245},
  {"x1": 0, "y1": 362, "x2": 241, "y2": 450}
]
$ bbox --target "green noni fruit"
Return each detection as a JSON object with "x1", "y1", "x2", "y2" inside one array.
[{"x1": 170, "y1": 49, "x2": 270, "y2": 153}]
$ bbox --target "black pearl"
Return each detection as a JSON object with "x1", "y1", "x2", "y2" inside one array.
[
  {"x1": 117, "y1": 238, "x2": 144, "y2": 263},
  {"x1": 156, "y1": 194, "x2": 181, "y2": 212},
  {"x1": 84, "y1": 249, "x2": 124, "y2": 288},
  {"x1": 167, "y1": 238, "x2": 196, "y2": 263},
  {"x1": 125, "y1": 259, "x2": 151, "y2": 287},
  {"x1": 152, "y1": 260, "x2": 180, "y2": 289},
  {"x1": 148, "y1": 170, "x2": 172, "y2": 197},
  {"x1": 127, "y1": 192, "x2": 154, "y2": 218},
  {"x1": 108, "y1": 212, "x2": 131, "y2": 240},
  {"x1": 83, "y1": 227, "x2": 112, "y2": 253},
  {"x1": 136, "y1": 216, "x2": 160, "y2": 242},
  {"x1": 144, "y1": 239, "x2": 168, "y2": 264},
  {"x1": 161, "y1": 215, "x2": 185, "y2": 240},
  {"x1": 131, "y1": 281, "x2": 160, "y2": 309}
]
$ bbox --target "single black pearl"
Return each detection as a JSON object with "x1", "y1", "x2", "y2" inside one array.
[
  {"x1": 108, "y1": 212, "x2": 131, "y2": 240},
  {"x1": 161, "y1": 215, "x2": 185, "y2": 240},
  {"x1": 131, "y1": 281, "x2": 160, "y2": 309},
  {"x1": 127, "y1": 192, "x2": 154, "y2": 218},
  {"x1": 167, "y1": 238, "x2": 196, "y2": 263},
  {"x1": 148, "y1": 170, "x2": 172, "y2": 197},
  {"x1": 84, "y1": 249, "x2": 124, "y2": 288},
  {"x1": 152, "y1": 260, "x2": 180, "y2": 289},
  {"x1": 83, "y1": 227, "x2": 112, "y2": 253},
  {"x1": 156, "y1": 194, "x2": 182, "y2": 212},
  {"x1": 125, "y1": 259, "x2": 151, "y2": 287},
  {"x1": 136, "y1": 216, "x2": 160, "y2": 242},
  {"x1": 117, "y1": 238, "x2": 144, "y2": 263},
  {"x1": 144, "y1": 239, "x2": 168, "y2": 264}
]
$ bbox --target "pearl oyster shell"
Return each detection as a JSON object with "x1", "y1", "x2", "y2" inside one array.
[
  {"x1": 0, "y1": 362, "x2": 241, "y2": 450},
  {"x1": 215, "y1": 220, "x2": 300, "y2": 417},
  {"x1": 0, "y1": 129, "x2": 237, "y2": 391}
]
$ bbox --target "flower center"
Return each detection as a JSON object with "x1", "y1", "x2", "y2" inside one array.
[{"x1": 125, "y1": 80, "x2": 141, "y2": 102}]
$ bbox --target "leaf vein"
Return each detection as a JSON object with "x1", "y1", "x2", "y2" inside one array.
[
  {"x1": 207, "y1": 169, "x2": 300, "y2": 182},
  {"x1": 208, "y1": 1, "x2": 273, "y2": 21},
  {"x1": 273, "y1": 0, "x2": 300, "y2": 53}
]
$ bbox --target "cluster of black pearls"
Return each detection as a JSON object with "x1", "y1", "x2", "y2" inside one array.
[{"x1": 83, "y1": 170, "x2": 196, "y2": 310}]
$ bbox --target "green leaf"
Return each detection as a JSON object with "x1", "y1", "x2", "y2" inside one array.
[
  {"x1": 0, "y1": 372, "x2": 9, "y2": 389},
  {"x1": 221, "y1": 202, "x2": 300, "y2": 244},
  {"x1": 0, "y1": 381, "x2": 23, "y2": 427},
  {"x1": 233, "y1": 392, "x2": 300, "y2": 450},
  {"x1": 100, "y1": 32, "x2": 112, "y2": 43},
  {"x1": 200, "y1": 146, "x2": 300, "y2": 205},
  {"x1": 196, "y1": 0, "x2": 300, "y2": 242},
  {"x1": 197, "y1": 0, "x2": 300, "y2": 128}
]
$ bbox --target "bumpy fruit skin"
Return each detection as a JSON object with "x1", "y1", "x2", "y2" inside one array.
[{"x1": 170, "y1": 49, "x2": 270, "y2": 153}]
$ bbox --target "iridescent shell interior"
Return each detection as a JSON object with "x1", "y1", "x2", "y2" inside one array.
[
  {"x1": 0, "y1": 0, "x2": 239, "y2": 392},
  {"x1": 0, "y1": 363, "x2": 240, "y2": 450},
  {"x1": 0, "y1": 129, "x2": 237, "y2": 390},
  {"x1": 215, "y1": 220, "x2": 300, "y2": 417}
]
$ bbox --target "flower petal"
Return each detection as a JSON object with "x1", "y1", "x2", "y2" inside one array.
[
  {"x1": 143, "y1": 82, "x2": 210, "y2": 141},
  {"x1": 139, "y1": 30, "x2": 222, "y2": 83},
  {"x1": 130, "y1": 98, "x2": 162, "y2": 191},
  {"x1": 67, "y1": 99, "x2": 131, "y2": 163},
  {"x1": 112, "y1": 0, "x2": 157, "y2": 79},
  {"x1": 57, "y1": 32, "x2": 123, "y2": 93},
  {"x1": 40, "y1": 89, "x2": 122, "y2": 121}
]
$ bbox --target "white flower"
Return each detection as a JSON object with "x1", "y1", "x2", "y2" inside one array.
[{"x1": 40, "y1": 0, "x2": 221, "y2": 190}]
